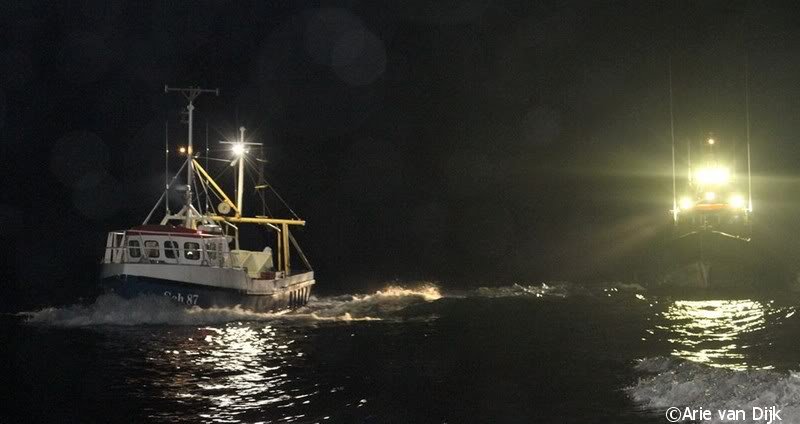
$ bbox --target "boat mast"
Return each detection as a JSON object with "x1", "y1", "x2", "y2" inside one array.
[
  {"x1": 233, "y1": 127, "x2": 246, "y2": 251},
  {"x1": 669, "y1": 56, "x2": 678, "y2": 224},
  {"x1": 237, "y1": 127, "x2": 246, "y2": 214},
  {"x1": 164, "y1": 85, "x2": 219, "y2": 228},
  {"x1": 220, "y1": 126, "x2": 263, "y2": 215},
  {"x1": 220, "y1": 126, "x2": 262, "y2": 249}
]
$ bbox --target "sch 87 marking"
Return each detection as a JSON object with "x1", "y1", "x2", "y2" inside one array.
[{"x1": 163, "y1": 291, "x2": 199, "y2": 306}]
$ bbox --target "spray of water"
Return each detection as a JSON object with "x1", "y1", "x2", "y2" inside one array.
[
  {"x1": 628, "y1": 357, "x2": 800, "y2": 424},
  {"x1": 23, "y1": 283, "x2": 443, "y2": 327}
]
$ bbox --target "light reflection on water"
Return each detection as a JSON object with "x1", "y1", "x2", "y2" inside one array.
[
  {"x1": 657, "y1": 300, "x2": 771, "y2": 370},
  {"x1": 19, "y1": 285, "x2": 800, "y2": 422},
  {"x1": 143, "y1": 324, "x2": 320, "y2": 423},
  {"x1": 20, "y1": 287, "x2": 448, "y2": 423}
]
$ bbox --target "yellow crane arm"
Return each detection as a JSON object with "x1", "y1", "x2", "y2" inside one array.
[{"x1": 192, "y1": 159, "x2": 240, "y2": 217}]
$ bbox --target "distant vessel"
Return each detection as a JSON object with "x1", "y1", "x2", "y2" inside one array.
[
  {"x1": 99, "y1": 86, "x2": 314, "y2": 310},
  {"x1": 656, "y1": 135, "x2": 755, "y2": 289},
  {"x1": 652, "y1": 59, "x2": 756, "y2": 290}
]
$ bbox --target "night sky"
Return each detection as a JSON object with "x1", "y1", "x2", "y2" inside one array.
[{"x1": 3, "y1": 1, "x2": 800, "y2": 309}]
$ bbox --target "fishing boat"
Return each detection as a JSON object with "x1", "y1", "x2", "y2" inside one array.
[
  {"x1": 99, "y1": 86, "x2": 314, "y2": 311},
  {"x1": 656, "y1": 135, "x2": 755, "y2": 289}
]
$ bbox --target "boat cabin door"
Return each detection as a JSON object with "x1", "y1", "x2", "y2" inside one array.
[{"x1": 104, "y1": 232, "x2": 125, "y2": 264}]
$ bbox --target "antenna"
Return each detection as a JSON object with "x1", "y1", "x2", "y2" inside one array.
[
  {"x1": 669, "y1": 56, "x2": 677, "y2": 224},
  {"x1": 687, "y1": 139, "x2": 692, "y2": 183},
  {"x1": 164, "y1": 85, "x2": 219, "y2": 227},
  {"x1": 165, "y1": 121, "x2": 170, "y2": 215},
  {"x1": 745, "y1": 57, "x2": 753, "y2": 213},
  {"x1": 205, "y1": 120, "x2": 210, "y2": 213}
]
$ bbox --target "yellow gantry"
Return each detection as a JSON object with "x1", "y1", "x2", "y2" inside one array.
[
  {"x1": 207, "y1": 215, "x2": 305, "y2": 226},
  {"x1": 193, "y1": 159, "x2": 305, "y2": 226},
  {"x1": 192, "y1": 159, "x2": 304, "y2": 273}
]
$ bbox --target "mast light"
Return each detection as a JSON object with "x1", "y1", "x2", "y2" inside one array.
[{"x1": 232, "y1": 143, "x2": 245, "y2": 156}]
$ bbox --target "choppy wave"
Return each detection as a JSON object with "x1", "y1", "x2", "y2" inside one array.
[
  {"x1": 472, "y1": 282, "x2": 574, "y2": 298},
  {"x1": 628, "y1": 356, "x2": 800, "y2": 423},
  {"x1": 470, "y1": 281, "x2": 646, "y2": 299},
  {"x1": 23, "y1": 284, "x2": 442, "y2": 327}
]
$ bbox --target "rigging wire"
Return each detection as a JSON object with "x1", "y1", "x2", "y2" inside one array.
[
  {"x1": 194, "y1": 144, "x2": 301, "y2": 221},
  {"x1": 243, "y1": 155, "x2": 273, "y2": 217},
  {"x1": 244, "y1": 154, "x2": 300, "y2": 220},
  {"x1": 143, "y1": 158, "x2": 189, "y2": 225}
]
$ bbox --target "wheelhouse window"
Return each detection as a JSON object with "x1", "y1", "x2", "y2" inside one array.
[
  {"x1": 205, "y1": 241, "x2": 218, "y2": 260},
  {"x1": 184, "y1": 242, "x2": 200, "y2": 261},
  {"x1": 144, "y1": 240, "x2": 159, "y2": 258},
  {"x1": 164, "y1": 241, "x2": 178, "y2": 259},
  {"x1": 128, "y1": 240, "x2": 141, "y2": 258}
]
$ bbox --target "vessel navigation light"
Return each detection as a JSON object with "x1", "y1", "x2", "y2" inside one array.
[
  {"x1": 696, "y1": 167, "x2": 730, "y2": 185},
  {"x1": 232, "y1": 143, "x2": 246, "y2": 156},
  {"x1": 679, "y1": 196, "x2": 694, "y2": 210},
  {"x1": 704, "y1": 192, "x2": 716, "y2": 201},
  {"x1": 730, "y1": 194, "x2": 746, "y2": 209},
  {"x1": 178, "y1": 146, "x2": 187, "y2": 154}
]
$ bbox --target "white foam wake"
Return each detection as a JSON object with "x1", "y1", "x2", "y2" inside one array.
[
  {"x1": 628, "y1": 357, "x2": 800, "y2": 423},
  {"x1": 23, "y1": 284, "x2": 443, "y2": 327},
  {"x1": 297, "y1": 284, "x2": 442, "y2": 318}
]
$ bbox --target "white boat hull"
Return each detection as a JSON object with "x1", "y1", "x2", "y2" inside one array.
[{"x1": 99, "y1": 263, "x2": 314, "y2": 311}]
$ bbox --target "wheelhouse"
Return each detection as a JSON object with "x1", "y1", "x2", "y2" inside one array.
[{"x1": 103, "y1": 225, "x2": 228, "y2": 266}]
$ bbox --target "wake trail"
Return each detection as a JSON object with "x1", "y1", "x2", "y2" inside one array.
[{"x1": 22, "y1": 284, "x2": 443, "y2": 327}]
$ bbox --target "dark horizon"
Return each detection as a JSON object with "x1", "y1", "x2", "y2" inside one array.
[{"x1": 4, "y1": 1, "x2": 800, "y2": 309}]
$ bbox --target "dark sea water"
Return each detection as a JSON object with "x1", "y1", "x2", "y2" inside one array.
[{"x1": 4, "y1": 283, "x2": 800, "y2": 423}]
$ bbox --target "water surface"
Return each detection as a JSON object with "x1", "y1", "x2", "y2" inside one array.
[{"x1": 5, "y1": 283, "x2": 800, "y2": 423}]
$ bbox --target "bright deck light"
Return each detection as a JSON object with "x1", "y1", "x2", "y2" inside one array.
[
  {"x1": 708, "y1": 138, "x2": 715, "y2": 145},
  {"x1": 679, "y1": 196, "x2": 694, "y2": 210},
  {"x1": 730, "y1": 194, "x2": 745, "y2": 209},
  {"x1": 695, "y1": 167, "x2": 730, "y2": 185},
  {"x1": 179, "y1": 146, "x2": 186, "y2": 154},
  {"x1": 704, "y1": 192, "x2": 716, "y2": 201},
  {"x1": 232, "y1": 143, "x2": 245, "y2": 156}
]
